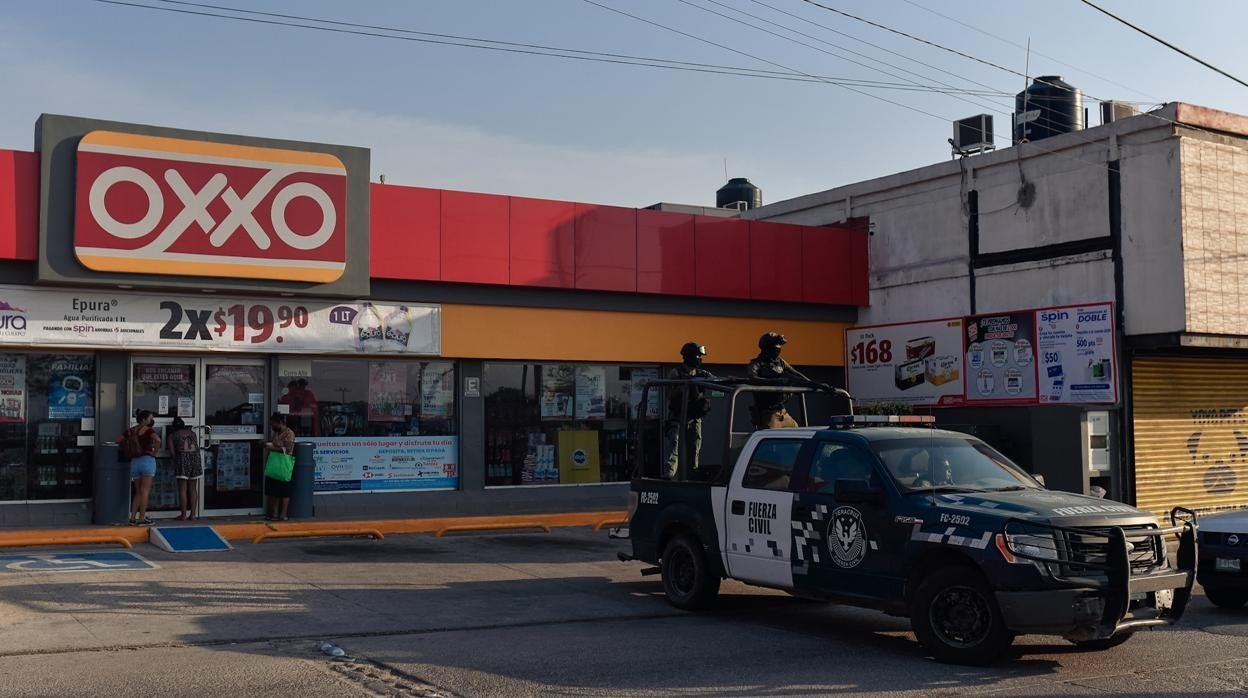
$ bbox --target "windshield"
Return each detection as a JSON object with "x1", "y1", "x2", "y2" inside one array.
[{"x1": 869, "y1": 436, "x2": 1040, "y2": 493}]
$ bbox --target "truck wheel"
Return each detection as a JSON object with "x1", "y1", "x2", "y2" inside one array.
[
  {"x1": 661, "y1": 535, "x2": 720, "y2": 610},
  {"x1": 1068, "y1": 632, "x2": 1134, "y2": 650},
  {"x1": 1204, "y1": 586, "x2": 1248, "y2": 609},
  {"x1": 910, "y1": 567, "x2": 1013, "y2": 666}
]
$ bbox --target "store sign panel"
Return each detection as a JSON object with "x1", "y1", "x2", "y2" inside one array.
[
  {"x1": 845, "y1": 318, "x2": 965, "y2": 406},
  {"x1": 0, "y1": 285, "x2": 439, "y2": 355},
  {"x1": 309, "y1": 436, "x2": 458, "y2": 492},
  {"x1": 1035, "y1": 302, "x2": 1117, "y2": 405},
  {"x1": 37, "y1": 114, "x2": 370, "y2": 297},
  {"x1": 963, "y1": 311, "x2": 1038, "y2": 405},
  {"x1": 74, "y1": 131, "x2": 348, "y2": 283}
]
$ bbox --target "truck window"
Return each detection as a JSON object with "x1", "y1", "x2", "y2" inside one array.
[
  {"x1": 742, "y1": 438, "x2": 805, "y2": 491},
  {"x1": 807, "y1": 442, "x2": 879, "y2": 494},
  {"x1": 870, "y1": 436, "x2": 1038, "y2": 492}
]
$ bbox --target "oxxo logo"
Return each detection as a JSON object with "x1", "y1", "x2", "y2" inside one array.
[{"x1": 73, "y1": 131, "x2": 348, "y2": 283}]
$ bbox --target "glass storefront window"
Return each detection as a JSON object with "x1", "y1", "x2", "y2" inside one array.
[
  {"x1": 483, "y1": 362, "x2": 658, "y2": 487},
  {"x1": 276, "y1": 359, "x2": 458, "y2": 493},
  {"x1": 0, "y1": 353, "x2": 96, "y2": 501}
]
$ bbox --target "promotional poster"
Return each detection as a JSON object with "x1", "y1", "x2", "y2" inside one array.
[{"x1": 964, "y1": 311, "x2": 1038, "y2": 405}]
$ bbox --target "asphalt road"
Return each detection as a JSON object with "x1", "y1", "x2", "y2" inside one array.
[{"x1": 0, "y1": 528, "x2": 1245, "y2": 697}]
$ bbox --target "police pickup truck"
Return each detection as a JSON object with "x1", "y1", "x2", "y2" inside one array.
[{"x1": 622, "y1": 380, "x2": 1197, "y2": 665}]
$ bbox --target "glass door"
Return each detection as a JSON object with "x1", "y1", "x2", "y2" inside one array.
[
  {"x1": 130, "y1": 356, "x2": 268, "y2": 517},
  {"x1": 202, "y1": 359, "x2": 268, "y2": 514},
  {"x1": 131, "y1": 357, "x2": 198, "y2": 516}
]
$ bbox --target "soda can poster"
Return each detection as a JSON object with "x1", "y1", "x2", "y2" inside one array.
[
  {"x1": 48, "y1": 356, "x2": 94, "y2": 420},
  {"x1": 964, "y1": 311, "x2": 1038, "y2": 405},
  {"x1": 0, "y1": 354, "x2": 26, "y2": 423}
]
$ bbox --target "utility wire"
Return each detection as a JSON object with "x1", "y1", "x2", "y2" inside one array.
[
  {"x1": 683, "y1": 0, "x2": 1015, "y2": 125},
  {"x1": 1078, "y1": 0, "x2": 1248, "y2": 91},
  {"x1": 899, "y1": 0, "x2": 1161, "y2": 103},
  {"x1": 579, "y1": 0, "x2": 956, "y2": 122},
  {"x1": 91, "y1": 0, "x2": 1010, "y2": 95}
]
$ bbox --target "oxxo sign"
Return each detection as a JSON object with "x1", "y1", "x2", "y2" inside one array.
[{"x1": 73, "y1": 131, "x2": 347, "y2": 283}]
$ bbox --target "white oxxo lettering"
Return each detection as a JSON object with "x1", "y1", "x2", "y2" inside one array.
[
  {"x1": 747, "y1": 501, "x2": 777, "y2": 535},
  {"x1": 88, "y1": 166, "x2": 337, "y2": 251}
]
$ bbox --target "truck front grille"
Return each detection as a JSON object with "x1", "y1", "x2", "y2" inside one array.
[{"x1": 1057, "y1": 525, "x2": 1163, "y2": 576}]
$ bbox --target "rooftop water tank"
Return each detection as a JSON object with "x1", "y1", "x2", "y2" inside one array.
[
  {"x1": 1014, "y1": 76, "x2": 1083, "y2": 144},
  {"x1": 716, "y1": 177, "x2": 762, "y2": 210}
]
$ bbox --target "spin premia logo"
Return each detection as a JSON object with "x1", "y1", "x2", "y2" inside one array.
[{"x1": 73, "y1": 130, "x2": 347, "y2": 283}]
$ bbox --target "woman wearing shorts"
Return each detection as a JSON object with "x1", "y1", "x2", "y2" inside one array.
[
  {"x1": 119, "y1": 410, "x2": 160, "y2": 526},
  {"x1": 167, "y1": 417, "x2": 203, "y2": 520}
]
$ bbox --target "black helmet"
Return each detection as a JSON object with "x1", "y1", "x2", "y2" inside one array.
[
  {"x1": 758, "y1": 331, "x2": 787, "y2": 351},
  {"x1": 680, "y1": 342, "x2": 707, "y2": 360}
]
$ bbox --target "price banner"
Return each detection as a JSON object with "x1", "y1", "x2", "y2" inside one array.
[
  {"x1": 845, "y1": 318, "x2": 965, "y2": 406},
  {"x1": 0, "y1": 285, "x2": 439, "y2": 355},
  {"x1": 1036, "y1": 302, "x2": 1117, "y2": 405}
]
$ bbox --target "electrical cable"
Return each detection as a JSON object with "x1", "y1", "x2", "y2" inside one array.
[
  {"x1": 1079, "y1": 0, "x2": 1248, "y2": 91},
  {"x1": 899, "y1": 0, "x2": 1162, "y2": 103},
  {"x1": 89, "y1": 0, "x2": 1012, "y2": 95}
]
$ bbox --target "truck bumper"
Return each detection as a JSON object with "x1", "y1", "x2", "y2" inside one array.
[{"x1": 996, "y1": 522, "x2": 1197, "y2": 641}]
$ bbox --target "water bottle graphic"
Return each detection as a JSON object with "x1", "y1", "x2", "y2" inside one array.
[
  {"x1": 353, "y1": 303, "x2": 384, "y2": 352},
  {"x1": 382, "y1": 305, "x2": 413, "y2": 353}
]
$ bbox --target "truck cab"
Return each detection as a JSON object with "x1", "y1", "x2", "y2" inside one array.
[{"x1": 623, "y1": 380, "x2": 1197, "y2": 665}]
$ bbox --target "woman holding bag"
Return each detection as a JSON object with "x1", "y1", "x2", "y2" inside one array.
[{"x1": 263, "y1": 413, "x2": 296, "y2": 521}]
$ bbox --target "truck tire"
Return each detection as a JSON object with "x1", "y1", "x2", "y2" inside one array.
[
  {"x1": 1204, "y1": 586, "x2": 1248, "y2": 609},
  {"x1": 1068, "y1": 632, "x2": 1134, "y2": 650},
  {"x1": 910, "y1": 567, "x2": 1014, "y2": 666},
  {"x1": 661, "y1": 534, "x2": 720, "y2": 610}
]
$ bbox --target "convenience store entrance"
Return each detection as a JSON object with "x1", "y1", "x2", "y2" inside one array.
[{"x1": 130, "y1": 356, "x2": 269, "y2": 517}]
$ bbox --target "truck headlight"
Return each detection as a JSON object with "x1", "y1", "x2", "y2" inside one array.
[{"x1": 997, "y1": 532, "x2": 1059, "y2": 563}]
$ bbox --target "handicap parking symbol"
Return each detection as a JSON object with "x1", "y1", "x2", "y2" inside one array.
[{"x1": 0, "y1": 551, "x2": 158, "y2": 573}]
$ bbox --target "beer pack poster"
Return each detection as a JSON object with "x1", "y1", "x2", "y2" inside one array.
[
  {"x1": 844, "y1": 318, "x2": 965, "y2": 406},
  {"x1": 964, "y1": 311, "x2": 1038, "y2": 404}
]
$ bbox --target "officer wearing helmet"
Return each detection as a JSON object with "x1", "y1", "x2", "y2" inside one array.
[
  {"x1": 665, "y1": 342, "x2": 716, "y2": 478},
  {"x1": 747, "y1": 331, "x2": 814, "y2": 429}
]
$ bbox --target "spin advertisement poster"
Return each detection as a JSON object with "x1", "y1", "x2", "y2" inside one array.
[
  {"x1": 964, "y1": 311, "x2": 1038, "y2": 404},
  {"x1": 1035, "y1": 302, "x2": 1117, "y2": 405},
  {"x1": 845, "y1": 318, "x2": 965, "y2": 406}
]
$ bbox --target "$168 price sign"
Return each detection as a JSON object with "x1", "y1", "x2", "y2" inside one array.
[
  {"x1": 159, "y1": 301, "x2": 310, "y2": 344},
  {"x1": 849, "y1": 338, "x2": 894, "y2": 366}
]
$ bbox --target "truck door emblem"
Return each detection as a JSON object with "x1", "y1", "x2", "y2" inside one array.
[{"x1": 828, "y1": 506, "x2": 867, "y2": 568}]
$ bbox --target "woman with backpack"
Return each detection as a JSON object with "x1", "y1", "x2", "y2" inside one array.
[{"x1": 118, "y1": 410, "x2": 161, "y2": 526}]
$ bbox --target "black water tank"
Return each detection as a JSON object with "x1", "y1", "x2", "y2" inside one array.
[
  {"x1": 1013, "y1": 76, "x2": 1083, "y2": 144},
  {"x1": 716, "y1": 177, "x2": 762, "y2": 210}
]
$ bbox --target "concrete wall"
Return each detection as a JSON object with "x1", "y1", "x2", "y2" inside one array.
[{"x1": 1121, "y1": 133, "x2": 1184, "y2": 335}]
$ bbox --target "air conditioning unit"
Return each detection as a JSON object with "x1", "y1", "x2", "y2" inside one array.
[
  {"x1": 1100, "y1": 100, "x2": 1138, "y2": 125},
  {"x1": 952, "y1": 114, "x2": 994, "y2": 156}
]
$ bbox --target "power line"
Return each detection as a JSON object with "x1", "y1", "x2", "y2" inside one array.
[
  {"x1": 578, "y1": 0, "x2": 956, "y2": 123},
  {"x1": 90, "y1": 0, "x2": 1011, "y2": 95},
  {"x1": 680, "y1": 0, "x2": 1016, "y2": 129},
  {"x1": 1078, "y1": 0, "x2": 1248, "y2": 91},
  {"x1": 899, "y1": 0, "x2": 1162, "y2": 103}
]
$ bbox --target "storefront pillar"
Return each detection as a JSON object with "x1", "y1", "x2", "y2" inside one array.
[
  {"x1": 92, "y1": 353, "x2": 130, "y2": 524},
  {"x1": 289, "y1": 441, "x2": 315, "y2": 519},
  {"x1": 459, "y1": 360, "x2": 485, "y2": 491}
]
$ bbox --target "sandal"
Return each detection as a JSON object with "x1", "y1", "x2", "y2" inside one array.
[{"x1": 174, "y1": 514, "x2": 187, "y2": 521}]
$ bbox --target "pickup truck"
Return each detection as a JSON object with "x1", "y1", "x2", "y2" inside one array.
[{"x1": 622, "y1": 380, "x2": 1197, "y2": 665}]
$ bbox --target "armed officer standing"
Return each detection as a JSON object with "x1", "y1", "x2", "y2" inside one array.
[
  {"x1": 747, "y1": 331, "x2": 815, "y2": 429},
  {"x1": 665, "y1": 342, "x2": 715, "y2": 478}
]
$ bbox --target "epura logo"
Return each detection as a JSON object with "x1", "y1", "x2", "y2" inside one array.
[
  {"x1": 0, "y1": 301, "x2": 26, "y2": 334},
  {"x1": 73, "y1": 130, "x2": 347, "y2": 283}
]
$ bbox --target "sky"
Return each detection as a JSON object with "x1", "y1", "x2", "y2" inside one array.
[{"x1": 4, "y1": 0, "x2": 1248, "y2": 208}]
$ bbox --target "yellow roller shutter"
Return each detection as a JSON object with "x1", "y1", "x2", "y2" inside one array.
[{"x1": 1132, "y1": 356, "x2": 1248, "y2": 520}]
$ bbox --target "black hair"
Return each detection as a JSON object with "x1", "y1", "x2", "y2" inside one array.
[
  {"x1": 270, "y1": 413, "x2": 287, "y2": 427},
  {"x1": 170, "y1": 416, "x2": 187, "y2": 431},
  {"x1": 135, "y1": 409, "x2": 154, "y2": 424}
]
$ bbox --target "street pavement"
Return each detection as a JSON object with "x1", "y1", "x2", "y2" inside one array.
[{"x1": 0, "y1": 528, "x2": 1245, "y2": 697}]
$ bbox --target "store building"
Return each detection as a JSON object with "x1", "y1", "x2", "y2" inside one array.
[
  {"x1": 0, "y1": 114, "x2": 867, "y2": 526},
  {"x1": 748, "y1": 100, "x2": 1248, "y2": 520}
]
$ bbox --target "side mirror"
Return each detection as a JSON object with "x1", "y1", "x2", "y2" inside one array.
[
  {"x1": 833, "y1": 478, "x2": 884, "y2": 504},
  {"x1": 1033, "y1": 474, "x2": 1047, "y2": 487}
]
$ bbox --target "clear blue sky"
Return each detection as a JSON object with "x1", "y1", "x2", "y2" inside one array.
[{"x1": 4, "y1": 0, "x2": 1248, "y2": 207}]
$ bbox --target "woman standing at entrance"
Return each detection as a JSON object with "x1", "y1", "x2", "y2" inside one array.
[
  {"x1": 264, "y1": 414, "x2": 296, "y2": 521},
  {"x1": 119, "y1": 410, "x2": 160, "y2": 526},
  {"x1": 168, "y1": 417, "x2": 203, "y2": 520}
]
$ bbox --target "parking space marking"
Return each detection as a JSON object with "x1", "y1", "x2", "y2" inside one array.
[{"x1": 0, "y1": 551, "x2": 158, "y2": 573}]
